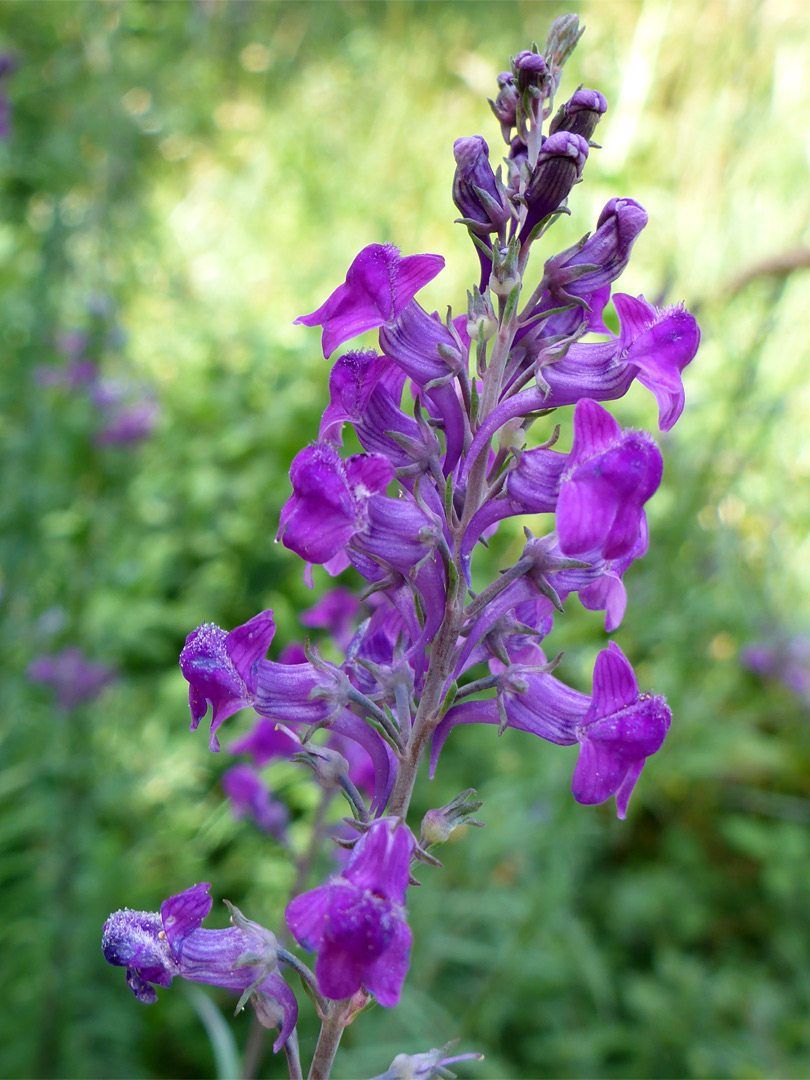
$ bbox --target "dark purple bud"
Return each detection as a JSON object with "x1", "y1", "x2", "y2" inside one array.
[
  {"x1": 513, "y1": 50, "x2": 549, "y2": 94},
  {"x1": 520, "y1": 131, "x2": 589, "y2": 241},
  {"x1": 452, "y1": 136, "x2": 511, "y2": 235},
  {"x1": 549, "y1": 88, "x2": 608, "y2": 142}
]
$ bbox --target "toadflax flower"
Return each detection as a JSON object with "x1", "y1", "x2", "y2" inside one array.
[
  {"x1": 296, "y1": 243, "x2": 445, "y2": 358},
  {"x1": 180, "y1": 609, "x2": 275, "y2": 751},
  {"x1": 285, "y1": 819, "x2": 415, "y2": 1005},
  {"x1": 433, "y1": 642, "x2": 670, "y2": 818},
  {"x1": 222, "y1": 764, "x2": 288, "y2": 841},
  {"x1": 555, "y1": 398, "x2": 663, "y2": 561},
  {"x1": 102, "y1": 882, "x2": 297, "y2": 1052}
]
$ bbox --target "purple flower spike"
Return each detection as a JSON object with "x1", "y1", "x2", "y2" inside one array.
[
  {"x1": 180, "y1": 610, "x2": 275, "y2": 751},
  {"x1": 222, "y1": 764, "x2": 289, "y2": 840},
  {"x1": 556, "y1": 399, "x2": 663, "y2": 561},
  {"x1": 28, "y1": 648, "x2": 116, "y2": 710},
  {"x1": 296, "y1": 244, "x2": 445, "y2": 358},
  {"x1": 285, "y1": 819, "x2": 415, "y2": 1006},
  {"x1": 103, "y1": 884, "x2": 297, "y2": 1052},
  {"x1": 573, "y1": 642, "x2": 671, "y2": 818}
]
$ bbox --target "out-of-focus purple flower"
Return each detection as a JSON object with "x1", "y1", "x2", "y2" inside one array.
[
  {"x1": 434, "y1": 642, "x2": 670, "y2": 818},
  {"x1": 286, "y1": 819, "x2": 414, "y2": 1005},
  {"x1": 28, "y1": 648, "x2": 116, "y2": 710},
  {"x1": 229, "y1": 717, "x2": 299, "y2": 765},
  {"x1": 556, "y1": 399, "x2": 662, "y2": 561},
  {"x1": 300, "y1": 587, "x2": 361, "y2": 650},
  {"x1": 222, "y1": 764, "x2": 288, "y2": 841},
  {"x1": 57, "y1": 330, "x2": 90, "y2": 359},
  {"x1": 34, "y1": 359, "x2": 99, "y2": 389},
  {"x1": 741, "y1": 634, "x2": 810, "y2": 702},
  {"x1": 102, "y1": 883, "x2": 296, "y2": 1052},
  {"x1": 95, "y1": 398, "x2": 159, "y2": 446},
  {"x1": 296, "y1": 244, "x2": 445, "y2": 358},
  {"x1": 370, "y1": 1043, "x2": 484, "y2": 1080},
  {"x1": 180, "y1": 610, "x2": 275, "y2": 751},
  {"x1": 0, "y1": 52, "x2": 16, "y2": 139}
]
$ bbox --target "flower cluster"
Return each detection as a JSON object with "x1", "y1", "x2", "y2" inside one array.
[{"x1": 103, "y1": 18, "x2": 698, "y2": 1076}]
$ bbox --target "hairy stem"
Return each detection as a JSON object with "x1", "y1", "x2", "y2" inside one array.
[{"x1": 307, "y1": 998, "x2": 352, "y2": 1080}]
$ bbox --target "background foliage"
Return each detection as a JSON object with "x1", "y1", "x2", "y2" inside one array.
[{"x1": 2, "y1": 1, "x2": 810, "y2": 1077}]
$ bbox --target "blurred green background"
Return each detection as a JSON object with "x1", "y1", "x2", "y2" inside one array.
[{"x1": 2, "y1": 1, "x2": 810, "y2": 1077}]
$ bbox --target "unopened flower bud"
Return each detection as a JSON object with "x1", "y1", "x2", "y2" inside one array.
[
  {"x1": 292, "y1": 745, "x2": 350, "y2": 789},
  {"x1": 452, "y1": 136, "x2": 511, "y2": 236},
  {"x1": 543, "y1": 14, "x2": 584, "y2": 91},
  {"x1": 549, "y1": 88, "x2": 608, "y2": 143},
  {"x1": 520, "y1": 131, "x2": 589, "y2": 242},
  {"x1": 489, "y1": 71, "x2": 519, "y2": 140},
  {"x1": 420, "y1": 789, "x2": 483, "y2": 847},
  {"x1": 513, "y1": 49, "x2": 549, "y2": 94},
  {"x1": 497, "y1": 417, "x2": 526, "y2": 454},
  {"x1": 466, "y1": 287, "x2": 497, "y2": 343},
  {"x1": 490, "y1": 239, "x2": 520, "y2": 298}
]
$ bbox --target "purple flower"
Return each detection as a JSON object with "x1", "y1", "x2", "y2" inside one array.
[
  {"x1": 102, "y1": 883, "x2": 296, "y2": 1052},
  {"x1": 180, "y1": 610, "x2": 275, "y2": 751},
  {"x1": 434, "y1": 642, "x2": 670, "y2": 818},
  {"x1": 571, "y1": 642, "x2": 670, "y2": 816},
  {"x1": 461, "y1": 294, "x2": 700, "y2": 478},
  {"x1": 28, "y1": 648, "x2": 116, "y2": 709},
  {"x1": 555, "y1": 399, "x2": 662, "y2": 561},
  {"x1": 95, "y1": 398, "x2": 159, "y2": 446},
  {"x1": 285, "y1": 819, "x2": 414, "y2": 1005},
  {"x1": 222, "y1": 764, "x2": 288, "y2": 840},
  {"x1": 296, "y1": 244, "x2": 445, "y2": 358},
  {"x1": 229, "y1": 717, "x2": 299, "y2": 765},
  {"x1": 278, "y1": 443, "x2": 393, "y2": 565},
  {"x1": 300, "y1": 587, "x2": 361, "y2": 650}
]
